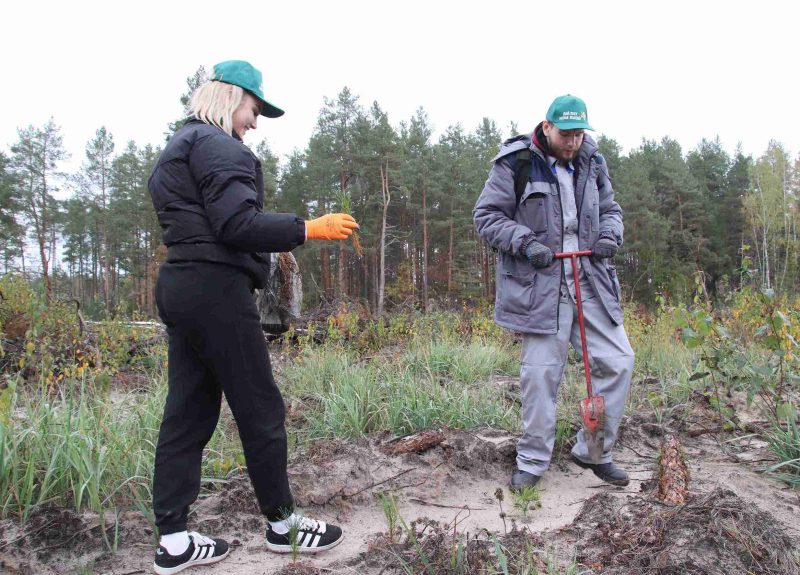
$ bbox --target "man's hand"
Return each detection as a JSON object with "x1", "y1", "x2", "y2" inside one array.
[
  {"x1": 305, "y1": 213, "x2": 359, "y2": 240},
  {"x1": 524, "y1": 240, "x2": 554, "y2": 268},
  {"x1": 592, "y1": 237, "x2": 618, "y2": 260}
]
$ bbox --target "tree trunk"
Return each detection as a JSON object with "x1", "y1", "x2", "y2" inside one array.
[
  {"x1": 102, "y1": 221, "x2": 110, "y2": 313},
  {"x1": 377, "y1": 161, "x2": 390, "y2": 317},
  {"x1": 422, "y1": 182, "x2": 429, "y2": 312},
  {"x1": 447, "y1": 217, "x2": 454, "y2": 297},
  {"x1": 29, "y1": 169, "x2": 52, "y2": 302},
  {"x1": 320, "y1": 246, "x2": 331, "y2": 302},
  {"x1": 19, "y1": 230, "x2": 26, "y2": 274},
  {"x1": 338, "y1": 241, "x2": 346, "y2": 300}
]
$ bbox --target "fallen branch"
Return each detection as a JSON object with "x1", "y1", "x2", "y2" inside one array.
[
  {"x1": 387, "y1": 462, "x2": 445, "y2": 492},
  {"x1": 408, "y1": 498, "x2": 486, "y2": 511},
  {"x1": 383, "y1": 430, "x2": 445, "y2": 455},
  {"x1": 342, "y1": 467, "x2": 416, "y2": 499}
]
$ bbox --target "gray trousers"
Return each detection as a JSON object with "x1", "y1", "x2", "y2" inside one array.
[{"x1": 517, "y1": 281, "x2": 634, "y2": 475}]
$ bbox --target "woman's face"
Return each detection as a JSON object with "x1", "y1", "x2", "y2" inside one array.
[{"x1": 232, "y1": 93, "x2": 261, "y2": 138}]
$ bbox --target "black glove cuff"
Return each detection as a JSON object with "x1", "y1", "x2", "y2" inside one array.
[
  {"x1": 519, "y1": 233, "x2": 537, "y2": 256},
  {"x1": 598, "y1": 231, "x2": 620, "y2": 245}
]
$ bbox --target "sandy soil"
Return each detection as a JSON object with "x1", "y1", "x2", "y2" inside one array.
[{"x1": 1, "y1": 402, "x2": 798, "y2": 574}]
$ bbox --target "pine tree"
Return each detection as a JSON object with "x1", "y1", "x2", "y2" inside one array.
[
  {"x1": 312, "y1": 87, "x2": 364, "y2": 301},
  {"x1": 0, "y1": 151, "x2": 23, "y2": 272},
  {"x1": 61, "y1": 194, "x2": 93, "y2": 305},
  {"x1": 255, "y1": 139, "x2": 280, "y2": 211},
  {"x1": 724, "y1": 147, "x2": 752, "y2": 289},
  {"x1": 613, "y1": 149, "x2": 671, "y2": 302},
  {"x1": 687, "y1": 137, "x2": 731, "y2": 296},
  {"x1": 399, "y1": 108, "x2": 435, "y2": 310},
  {"x1": 10, "y1": 119, "x2": 68, "y2": 302},
  {"x1": 638, "y1": 137, "x2": 711, "y2": 299},
  {"x1": 80, "y1": 127, "x2": 115, "y2": 312}
]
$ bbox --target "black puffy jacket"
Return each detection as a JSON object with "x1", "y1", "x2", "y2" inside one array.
[{"x1": 148, "y1": 119, "x2": 305, "y2": 288}]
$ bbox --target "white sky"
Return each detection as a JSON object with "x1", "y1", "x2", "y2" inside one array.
[{"x1": 2, "y1": 0, "x2": 798, "y2": 177}]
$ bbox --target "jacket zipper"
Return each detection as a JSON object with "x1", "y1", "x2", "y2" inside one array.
[
  {"x1": 577, "y1": 151, "x2": 596, "y2": 215},
  {"x1": 552, "y1": 162, "x2": 563, "y2": 333}
]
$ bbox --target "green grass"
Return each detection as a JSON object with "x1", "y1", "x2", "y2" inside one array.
[
  {"x1": 402, "y1": 338, "x2": 519, "y2": 384},
  {"x1": 282, "y1": 338, "x2": 518, "y2": 440},
  {"x1": 0, "y1": 372, "x2": 161, "y2": 521},
  {"x1": 2, "y1": 304, "x2": 790, "y2": 525},
  {"x1": 0, "y1": 351, "x2": 243, "y2": 523},
  {"x1": 765, "y1": 416, "x2": 800, "y2": 485}
]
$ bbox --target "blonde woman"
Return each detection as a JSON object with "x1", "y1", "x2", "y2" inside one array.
[{"x1": 148, "y1": 60, "x2": 354, "y2": 574}]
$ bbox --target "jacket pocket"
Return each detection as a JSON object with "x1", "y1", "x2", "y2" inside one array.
[
  {"x1": 520, "y1": 182, "x2": 552, "y2": 234},
  {"x1": 607, "y1": 265, "x2": 621, "y2": 301},
  {"x1": 498, "y1": 271, "x2": 536, "y2": 316}
]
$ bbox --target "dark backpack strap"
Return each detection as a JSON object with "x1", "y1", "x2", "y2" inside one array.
[{"x1": 512, "y1": 148, "x2": 532, "y2": 206}]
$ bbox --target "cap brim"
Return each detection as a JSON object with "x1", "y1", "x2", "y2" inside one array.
[
  {"x1": 260, "y1": 99, "x2": 284, "y2": 118},
  {"x1": 552, "y1": 121, "x2": 593, "y2": 131}
]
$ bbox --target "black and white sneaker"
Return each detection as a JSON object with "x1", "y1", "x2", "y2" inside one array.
[
  {"x1": 266, "y1": 516, "x2": 343, "y2": 554},
  {"x1": 153, "y1": 532, "x2": 230, "y2": 575}
]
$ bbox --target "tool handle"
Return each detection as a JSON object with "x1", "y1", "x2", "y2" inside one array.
[
  {"x1": 554, "y1": 251, "x2": 593, "y2": 398},
  {"x1": 554, "y1": 250, "x2": 593, "y2": 258}
]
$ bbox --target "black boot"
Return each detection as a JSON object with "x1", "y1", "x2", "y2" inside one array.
[
  {"x1": 510, "y1": 469, "x2": 542, "y2": 492},
  {"x1": 572, "y1": 456, "x2": 629, "y2": 486}
]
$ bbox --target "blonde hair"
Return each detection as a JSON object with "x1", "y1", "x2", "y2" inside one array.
[{"x1": 188, "y1": 81, "x2": 244, "y2": 136}]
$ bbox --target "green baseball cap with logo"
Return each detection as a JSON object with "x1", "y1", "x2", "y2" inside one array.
[
  {"x1": 212, "y1": 60, "x2": 284, "y2": 118},
  {"x1": 546, "y1": 94, "x2": 593, "y2": 130}
]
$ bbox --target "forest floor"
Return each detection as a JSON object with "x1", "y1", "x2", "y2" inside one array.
[{"x1": 1, "y1": 375, "x2": 799, "y2": 575}]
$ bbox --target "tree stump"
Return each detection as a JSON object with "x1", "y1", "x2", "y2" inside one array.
[{"x1": 658, "y1": 434, "x2": 690, "y2": 504}]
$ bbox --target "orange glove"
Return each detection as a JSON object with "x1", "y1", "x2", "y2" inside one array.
[{"x1": 305, "y1": 213, "x2": 359, "y2": 241}]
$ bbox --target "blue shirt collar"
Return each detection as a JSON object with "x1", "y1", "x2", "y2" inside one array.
[{"x1": 547, "y1": 155, "x2": 574, "y2": 175}]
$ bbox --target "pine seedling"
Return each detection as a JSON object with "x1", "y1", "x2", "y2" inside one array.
[
  {"x1": 287, "y1": 516, "x2": 302, "y2": 562},
  {"x1": 376, "y1": 491, "x2": 400, "y2": 542},
  {"x1": 511, "y1": 485, "x2": 542, "y2": 517}
]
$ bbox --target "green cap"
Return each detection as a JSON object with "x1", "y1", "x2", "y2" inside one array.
[
  {"x1": 546, "y1": 94, "x2": 593, "y2": 130},
  {"x1": 212, "y1": 60, "x2": 284, "y2": 118}
]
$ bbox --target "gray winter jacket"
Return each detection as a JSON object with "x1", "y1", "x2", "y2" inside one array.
[{"x1": 473, "y1": 128, "x2": 624, "y2": 334}]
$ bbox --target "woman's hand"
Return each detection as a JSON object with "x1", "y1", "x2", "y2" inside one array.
[{"x1": 305, "y1": 213, "x2": 360, "y2": 241}]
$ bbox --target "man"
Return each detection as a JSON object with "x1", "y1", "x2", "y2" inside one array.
[{"x1": 474, "y1": 95, "x2": 634, "y2": 490}]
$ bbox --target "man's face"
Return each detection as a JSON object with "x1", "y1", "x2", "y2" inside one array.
[
  {"x1": 543, "y1": 121, "x2": 584, "y2": 162},
  {"x1": 232, "y1": 92, "x2": 261, "y2": 139}
]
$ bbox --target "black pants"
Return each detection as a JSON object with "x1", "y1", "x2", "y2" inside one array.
[{"x1": 153, "y1": 261, "x2": 293, "y2": 535}]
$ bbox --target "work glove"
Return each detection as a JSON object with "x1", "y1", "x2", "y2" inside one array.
[
  {"x1": 305, "y1": 213, "x2": 359, "y2": 240},
  {"x1": 592, "y1": 236, "x2": 618, "y2": 260},
  {"x1": 524, "y1": 240, "x2": 554, "y2": 268}
]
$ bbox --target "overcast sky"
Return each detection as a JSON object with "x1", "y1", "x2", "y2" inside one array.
[{"x1": 2, "y1": 0, "x2": 798, "y2": 176}]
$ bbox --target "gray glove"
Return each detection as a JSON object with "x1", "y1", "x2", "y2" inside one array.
[
  {"x1": 592, "y1": 237, "x2": 618, "y2": 260},
  {"x1": 524, "y1": 240, "x2": 554, "y2": 268}
]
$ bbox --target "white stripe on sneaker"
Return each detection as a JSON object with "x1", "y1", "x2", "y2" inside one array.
[{"x1": 310, "y1": 534, "x2": 321, "y2": 547}]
